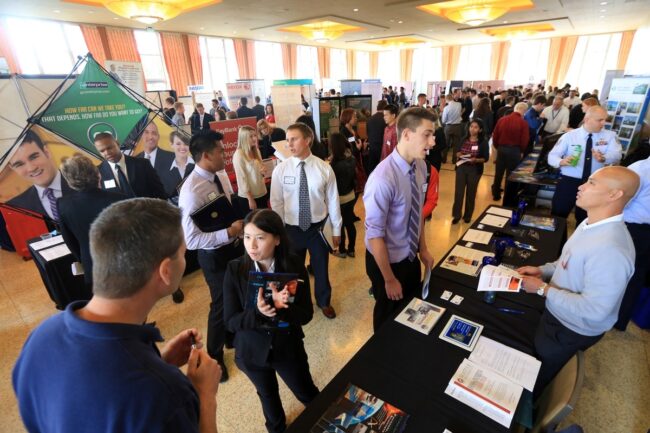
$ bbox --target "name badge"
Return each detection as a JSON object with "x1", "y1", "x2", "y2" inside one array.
[
  {"x1": 471, "y1": 145, "x2": 478, "y2": 151},
  {"x1": 347, "y1": 136, "x2": 356, "y2": 143},
  {"x1": 422, "y1": 183, "x2": 428, "y2": 193},
  {"x1": 284, "y1": 176, "x2": 296, "y2": 185},
  {"x1": 596, "y1": 140, "x2": 607, "y2": 147},
  {"x1": 103, "y1": 179, "x2": 116, "y2": 189}
]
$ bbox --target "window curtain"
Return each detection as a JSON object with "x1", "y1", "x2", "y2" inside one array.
[
  {"x1": 105, "y1": 27, "x2": 141, "y2": 62},
  {"x1": 399, "y1": 49, "x2": 413, "y2": 82},
  {"x1": 185, "y1": 34, "x2": 203, "y2": 86},
  {"x1": 369, "y1": 51, "x2": 379, "y2": 78},
  {"x1": 490, "y1": 41, "x2": 510, "y2": 80},
  {"x1": 233, "y1": 39, "x2": 256, "y2": 79},
  {"x1": 547, "y1": 36, "x2": 577, "y2": 87},
  {"x1": 317, "y1": 46, "x2": 330, "y2": 79},
  {"x1": 160, "y1": 32, "x2": 200, "y2": 94},
  {"x1": 441, "y1": 45, "x2": 460, "y2": 80},
  {"x1": 346, "y1": 49, "x2": 356, "y2": 79},
  {"x1": 281, "y1": 43, "x2": 297, "y2": 79},
  {"x1": 79, "y1": 25, "x2": 108, "y2": 66},
  {"x1": 617, "y1": 30, "x2": 636, "y2": 70},
  {"x1": 0, "y1": 18, "x2": 21, "y2": 73}
]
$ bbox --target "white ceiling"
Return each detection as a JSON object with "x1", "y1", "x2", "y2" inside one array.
[{"x1": 0, "y1": 0, "x2": 649, "y2": 49}]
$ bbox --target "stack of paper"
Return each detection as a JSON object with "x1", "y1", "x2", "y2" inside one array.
[
  {"x1": 445, "y1": 337, "x2": 541, "y2": 428},
  {"x1": 394, "y1": 298, "x2": 446, "y2": 335},
  {"x1": 479, "y1": 214, "x2": 509, "y2": 228},
  {"x1": 462, "y1": 229, "x2": 493, "y2": 245},
  {"x1": 440, "y1": 245, "x2": 493, "y2": 276},
  {"x1": 486, "y1": 206, "x2": 513, "y2": 218},
  {"x1": 477, "y1": 265, "x2": 522, "y2": 292}
]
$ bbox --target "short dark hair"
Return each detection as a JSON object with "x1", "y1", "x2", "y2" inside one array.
[
  {"x1": 417, "y1": 93, "x2": 427, "y2": 99},
  {"x1": 21, "y1": 129, "x2": 45, "y2": 151},
  {"x1": 239, "y1": 209, "x2": 293, "y2": 278},
  {"x1": 396, "y1": 107, "x2": 436, "y2": 138},
  {"x1": 255, "y1": 96, "x2": 261, "y2": 103},
  {"x1": 211, "y1": 98, "x2": 218, "y2": 104},
  {"x1": 580, "y1": 92, "x2": 592, "y2": 101},
  {"x1": 376, "y1": 100, "x2": 388, "y2": 111},
  {"x1": 195, "y1": 103, "x2": 204, "y2": 109},
  {"x1": 60, "y1": 153, "x2": 100, "y2": 192},
  {"x1": 506, "y1": 96, "x2": 516, "y2": 105},
  {"x1": 240, "y1": 97, "x2": 248, "y2": 106},
  {"x1": 93, "y1": 132, "x2": 116, "y2": 143},
  {"x1": 286, "y1": 122, "x2": 314, "y2": 145},
  {"x1": 383, "y1": 104, "x2": 399, "y2": 116},
  {"x1": 190, "y1": 130, "x2": 224, "y2": 162},
  {"x1": 165, "y1": 96, "x2": 175, "y2": 105},
  {"x1": 533, "y1": 95, "x2": 547, "y2": 105},
  {"x1": 90, "y1": 199, "x2": 183, "y2": 298}
]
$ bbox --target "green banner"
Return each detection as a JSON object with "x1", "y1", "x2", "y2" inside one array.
[
  {"x1": 272, "y1": 79, "x2": 313, "y2": 86},
  {"x1": 37, "y1": 56, "x2": 147, "y2": 157}
]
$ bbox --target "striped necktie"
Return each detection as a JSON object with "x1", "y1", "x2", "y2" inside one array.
[
  {"x1": 408, "y1": 164, "x2": 421, "y2": 261},
  {"x1": 44, "y1": 188, "x2": 59, "y2": 221}
]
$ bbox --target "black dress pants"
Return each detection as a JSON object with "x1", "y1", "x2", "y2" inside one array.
[
  {"x1": 198, "y1": 242, "x2": 244, "y2": 362},
  {"x1": 235, "y1": 347, "x2": 319, "y2": 433},
  {"x1": 551, "y1": 175, "x2": 587, "y2": 225},
  {"x1": 534, "y1": 310, "x2": 603, "y2": 396},
  {"x1": 453, "y1": 164, "x2": 482, "y2": 220},
  {"x1": 366, "y1": 251, "x2": 421, "y2": 332},
  {"x1": 492, "y1": 146, "x2": 521, "y2": 197},
  {"x1": 615, "y1": 222, "x2": 650, "y2": 330},
  {"x1": 339, "y1": 200, "x2": 357, "y2": 254},
  {"x1": 286, "y1": 223, "x2": 332, "y2": 307}
]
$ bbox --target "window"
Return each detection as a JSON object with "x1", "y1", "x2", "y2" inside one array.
[
  {"x1": 254, "y1": 41, "x2": 284, "y2": 95},
  {"x1": 625, "y1": 27, "x2": 650, "y2": 75},
  {"x1": 199, "y1": 36, "x2": 238, "y2": 93},
  {"x1": 356, "y1": 51, "x2": 370, "y2": 79},
  {"x1": 377, "y1": 49, "x2": 400, "y2": 86},
  {"x1": 297, "y1": 45, "x2": 320, "y2": 86},
  {"x1": 565, "y1": 33, "x2": 621, "y2": 94},
  {"x1": 330, "y1": 48, "x2": 348, "y2": 81},
  {"x1": 411, "y1": 47, "x2": 443, "y2": 94},
  {"x1": 133, "y1": 30, "x2": 169, "y2": 91},
  {"x1": 504, "y1": 39, "x2": 550, "y2": 86},
  {"x1": 5, "y1": 17, "x2": 88, "y2": 74},
  {"x1": 456, "y1": 44, "x2": 492, "y2": 80}
]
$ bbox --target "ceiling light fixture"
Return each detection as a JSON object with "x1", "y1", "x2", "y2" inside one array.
[
  {"x1": 600, "y1": 1, "x2": 607, "y2": 4},
  {"x1": 418, "y1": 0, "x2": 533, "y2": 27},
  {"x1": 63, "y1": 0, "x2": 221, "y2": 24},
  {"x1": 279, "y1": 20, "x2": 363, "y2": 43},
  {"x1": 353, "y1": 8, "x2": 359, "y2": 12}
]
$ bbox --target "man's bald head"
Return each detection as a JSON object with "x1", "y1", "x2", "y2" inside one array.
[
  {"x1": 577, "y1": 166, "x2": 640, "y2": 215},
  {"x1": 583, "y1": 106, "x2": 608, "y2": 133}
]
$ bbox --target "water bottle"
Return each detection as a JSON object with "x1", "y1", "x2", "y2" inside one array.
[
  {"x1": 482, "y1": 256, "x2": 498, "y2": 304},
  {"x1": 511, "y1": 209, "x2": 521, "y2": 226}
]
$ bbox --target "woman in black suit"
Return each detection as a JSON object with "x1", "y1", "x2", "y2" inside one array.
[
  {"x1": 160, "y1": 131, "x2": 195, "y2": 202},
  {"x1": 223, "y1": 209, "x2": 318, "y2": 433}
]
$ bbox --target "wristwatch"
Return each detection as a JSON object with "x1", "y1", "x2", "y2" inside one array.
[{"x1": 537, "y1": 283, "x2": 548, "y2": 297}]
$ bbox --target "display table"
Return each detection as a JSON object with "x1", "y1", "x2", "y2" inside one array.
[
  {"x1": 504, "y1": 150, "x2": 559, "y2": 207},
  {"x1": 286, "y1": 205, "x2": 567, "y2": 433}
]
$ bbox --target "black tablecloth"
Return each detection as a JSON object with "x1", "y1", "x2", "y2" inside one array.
[
  {"x1": 286, "y1": 206, "x2": 567, "y2": 433},
  {"x1": 432, "y1": 207, "x2": 567, "y2": 290}
]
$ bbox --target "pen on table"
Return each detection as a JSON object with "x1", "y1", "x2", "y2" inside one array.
[{"x1": 497, "y1": 307, "x2": 525, "y2": 315}]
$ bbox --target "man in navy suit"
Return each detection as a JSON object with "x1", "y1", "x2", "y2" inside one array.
[
  {"x1": 135, "y1": 121, "x2": 175, "y2": 195},
  {"x1": 93, "y1": 132, "x2": 166, "y2": 200},
  {"x1": 252, "y1": 96, "x2": 265, "y2": 121},
  {"x1": 6, "y1": 129, "x2": 73, "y2": 224},
  {"x1": 236, "y1": 97, "x2": 256, "y2": 119},
  {"x1": 189, "y1": 103, "x2": 216, "y2": 135}
]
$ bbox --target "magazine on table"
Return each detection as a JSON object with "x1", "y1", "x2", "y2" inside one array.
[
  {"x1": 394, "y1": 297, "x2": 446, "y2": 335},
  {"x1": 520, "y1": 215, "x2": 556, "y2": 231},
  {"x1": 310, "y1": 383, "x2": 410, "y2": 433}
]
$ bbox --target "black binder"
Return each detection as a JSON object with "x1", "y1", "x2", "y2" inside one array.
[{"x1": 190, "y1": 194, "x2": 243, "y2": 232}]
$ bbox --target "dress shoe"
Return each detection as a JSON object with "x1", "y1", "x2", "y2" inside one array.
[
  {"x1": 463, "y1": 217, "x2": 471, "y2": 223},
  {"x1": 332, "y1": 251, "x2": 347, "y2": 258},
  {"x1": 321, "y1": 305, "x2": 336, "y2": 319},
  {"x1": 172, "y1": 288, "x2": 184, "y2": 304},
  {"x1": 451, "y1": 217, "x2": 460, "y2": 225},
  {"x1": 492, "y1": 195, "x2": 501, "y2": 201},
  {"x1": 346, "y1": 251, "x2": 355, "y2": 258}
]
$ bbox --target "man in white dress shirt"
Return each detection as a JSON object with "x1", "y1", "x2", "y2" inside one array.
[
  {"x1": 541, "y1": 96, "x2": 570, "y2": 137},
  {"x1": 270, "y1": 122, "x2": 342, "y2": 319},
  {"x1": 178, "y1": 130, "x2": 245, "y2": 382}
]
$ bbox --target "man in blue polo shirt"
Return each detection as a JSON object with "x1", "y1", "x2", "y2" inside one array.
[{"x1": 13, "y1": 199, "x2": 222, "y2": 433}]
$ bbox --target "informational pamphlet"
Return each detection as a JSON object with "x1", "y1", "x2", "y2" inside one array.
[
  {"x1": 439, "y1": 315, "x2": 484, "y2": 352},
  {"x1": 440, "y1": 245, "x2": 494, "y2": 276},
  {"x1": 311, "y1": 383, "x2": 410, "y2": 433},
  {"x1": 445, "y1": 358, "x2": 523, "y2": 428},
  {"x1": 486, "y1": 206, "x2": 513, "y2": 218},
  {"x1": 462, "y1": 229, "x2": 493, "y2": 245},
  {"x1": 395, "y1": 298, "x2": 446, "y2": 335},
  {"x1": 479, "y1": 214, "x2": 509, "y2": 228},
  {"x1": 520, "y1": 215, "x2": 556, "y2": 231},
  {"x1": 477, "y1": 265, "x2": 522, "y2": 292}
]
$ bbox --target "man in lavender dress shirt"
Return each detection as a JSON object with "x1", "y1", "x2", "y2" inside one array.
[{"x1": 364, "y1": 107, "x2": 436, "y2": 332}]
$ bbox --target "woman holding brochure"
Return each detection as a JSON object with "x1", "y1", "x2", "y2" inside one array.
[
  {"x1": 223, "y1": 209, "x2": 319, "y2": 433},
  {"x1": 233, "y1": 126, "x2": 268, "y2": 212},
  {"x1": 452, "y1": 119, "x2": 490, "y2": 224}
]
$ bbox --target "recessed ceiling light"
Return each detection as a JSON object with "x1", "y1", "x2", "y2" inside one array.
[
  {"x1": 53, "y1": 9, "x2": 60, "y2": 13},
  {"x1": 398, "y1": 20, "x2": 403, "y2": 24},
  {"x1": 600, "y1": 1, "x2": 607, "y2": 4},
  {"x1": 113, "y1": 17, "x2": 119, "y2": 20},
  {"x1": 599, "y1": 15, "x2": 605, "y2": 18},
  {"x1": 600, "y1": 9, "x2": 606, "y2": 12},
  {"x1": 200, "y1": 27, "x2": 205, "y2": 30},
  {"x1": 233, "y1": 30, "x2": 237, "y2": 34},
  {"x1": 87, "y1": 11, "x2": 94, "y2": 14},
  {"x1": 353, "y1": 8, "x2": 359, "y2": 12},
  {"x1": 503, "y1": 20, "x2": 508, "y2": 24}
]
